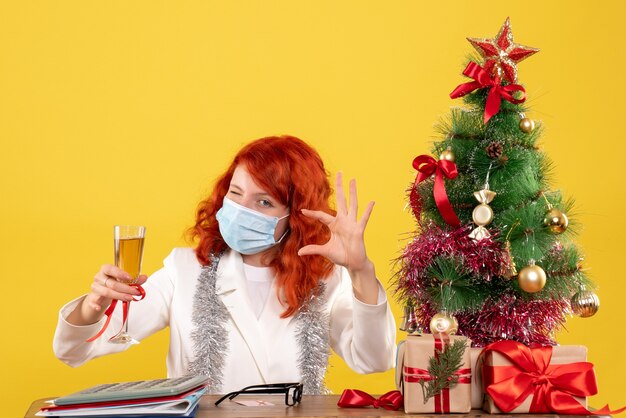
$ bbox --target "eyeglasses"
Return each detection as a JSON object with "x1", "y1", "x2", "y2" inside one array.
[{"x1": 214, "y1": 382, "x2": 303, "y2": 406}]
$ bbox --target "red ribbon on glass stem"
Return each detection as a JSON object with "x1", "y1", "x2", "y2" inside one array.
[
  {"x1": 337, "y1": 389, "x2": 403, "y2": 410},
  {"x1": 412, "y1": 155, "x2": 460, "y2": 227},
  {"x1": 482, "y1": 340, "x2": 626, "y2": 415},
  {"x1": 86, "y1": 283, "x2": 146, "y2": 342},
  {"x1": 450, "y1": 61, "x2": 526, "y2": 124}
]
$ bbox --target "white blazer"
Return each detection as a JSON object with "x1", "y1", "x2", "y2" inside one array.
[{"x1": 53, "y1": 248, "x2": 397, "y2": 393}]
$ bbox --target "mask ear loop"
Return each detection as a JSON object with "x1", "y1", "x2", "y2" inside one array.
[
  {"x1": 276, "y1": 228, "x2": 290, "y2": 243},
  {"x1": 275, "y1": 213, "x2": 291, "y2": 244}
]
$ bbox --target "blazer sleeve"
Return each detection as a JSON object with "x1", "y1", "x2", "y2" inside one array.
[
  {"x1": 327, "y1": 267, "x2": 397, "y2": 373},
  {"x1": 52, "y1": 251, "x2": 178, "y2": 367}
]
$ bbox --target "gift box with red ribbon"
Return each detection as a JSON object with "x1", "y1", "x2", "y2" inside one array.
[
  {"x1": 396, "y1": 334, "x2": 472, "y2": 413},
  {"x1": 470, "y1": 347, "x2": 484, "y2": 409},
  {"x1": 481, "y1": 340, "x2": 610, "y2": 414}
]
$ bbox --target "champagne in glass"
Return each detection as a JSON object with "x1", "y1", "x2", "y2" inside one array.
[{"x1": 109, "y1": 225, "x2": 146, "y2": 344}]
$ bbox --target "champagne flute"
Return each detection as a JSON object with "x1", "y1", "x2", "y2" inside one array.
[{"x1": 109, "y1": 225, "x2": 146, "y2": 344}]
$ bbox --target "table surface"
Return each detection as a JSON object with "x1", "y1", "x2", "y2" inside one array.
[{"x1": 24, "y1": 395, "x2": 608, "y2": 418}]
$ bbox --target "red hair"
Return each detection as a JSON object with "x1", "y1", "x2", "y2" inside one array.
[{"x1": 189, "y1": 135, "x2": 335, "y2": 317}]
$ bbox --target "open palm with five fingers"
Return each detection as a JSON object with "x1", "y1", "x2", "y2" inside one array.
[{"x1": 298, "y1": 172, "x2": 378, "y2": 304}]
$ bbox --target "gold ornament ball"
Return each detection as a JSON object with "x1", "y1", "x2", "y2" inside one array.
[
  {"x1": 519, "y1": 118, "x2": 535, "y2": 133},
  {"x1": 439, "y1": 148, "x2": 455, "y2": 162},
  {"x1": 429, "y1": 312, "x2": 458, "y2": 335},
  {"x1": 517, "y1": 264, "x2": 547, "y2": 293},
  {"x1": 571, "y1": 290, "x2": 600, "y2": 318},
  {"x1": 544, "y1": 207, "x2": 569, "y2": 234}
]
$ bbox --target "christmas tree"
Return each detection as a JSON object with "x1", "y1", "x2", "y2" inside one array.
[{"x1": 396, "y1": 18, "x2": 600, "y2": 347}]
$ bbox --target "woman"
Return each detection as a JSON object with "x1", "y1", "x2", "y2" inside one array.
[{"x1": 53, "y1": 135, "x2": 396, "y2": 394}]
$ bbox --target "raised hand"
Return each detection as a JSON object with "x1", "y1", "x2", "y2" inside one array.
[{"x1": 298, "y1": 172, "x2": 378, "y2": 303}]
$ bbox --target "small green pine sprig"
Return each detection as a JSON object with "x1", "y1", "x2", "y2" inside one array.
[{"x1": 420, "y1": 338, "x2": 469, "y2": 404}]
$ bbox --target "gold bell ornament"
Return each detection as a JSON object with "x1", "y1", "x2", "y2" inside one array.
[
  {"x1": 517, "y1": 260, "x2": 546, "y2": 293},
  {"x1": 399, "y1": 303, "x2": 419, "y2": 333},
  {"x1": 519, "y1": 113, "x2": 535, "y2": 133},
  {"x1": 571, "y1": 288, "x2": 600, "y2": 318},
  {"x1": 501, "y1": 241, "x2": 518, "y2": 279},
  {"x1": 501, "y1": 220, "x2": 521, "y2": 279},
  {"x1": 429, "y1": 312, "x2": 458, "y2": 335}
]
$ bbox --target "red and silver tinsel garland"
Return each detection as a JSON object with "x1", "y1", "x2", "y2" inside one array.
[{"x1": 396, "y1": 223, "x2": 568, "y2": 347}]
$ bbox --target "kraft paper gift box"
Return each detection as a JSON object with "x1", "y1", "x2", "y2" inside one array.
[
  {"x1": 470, "y1": 347, "x2": 484, "y2": 409},
  {"x1": 481, "y1": 342, "x2": 589, "y2": 414},
  {"x1": 396, "y1": 334, "x2": 472, "y2": 413}
]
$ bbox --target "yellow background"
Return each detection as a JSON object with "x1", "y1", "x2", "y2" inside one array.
[{"x1": 1, "y1": 1, "x2": 625, "y2": 416}]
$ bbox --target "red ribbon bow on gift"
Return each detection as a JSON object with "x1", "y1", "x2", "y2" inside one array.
[
  {"x1": 450, "y1": 61, "x2": 526, "y2": 124},
  {"x1": 412, "y1": 155, "x2": 460, "y2": 227},
  {"x1": 86, "y1": 283, "x2": 146, "y2": 342},
  {"x1": 337, "y1": 389, "x2": 404, "y2": 411},
  {"x1": 482, "y1": 340, "x2": 626, "y2": 415}
]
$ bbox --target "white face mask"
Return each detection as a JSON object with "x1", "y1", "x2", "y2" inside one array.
[{"x1": 216, "y1": 197, "x2": 289, "y2": 255}]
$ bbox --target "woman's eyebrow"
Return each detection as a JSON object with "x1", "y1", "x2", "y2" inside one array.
[{"x1": 230, "y1": 183, "x2": 272, "y2": 198}]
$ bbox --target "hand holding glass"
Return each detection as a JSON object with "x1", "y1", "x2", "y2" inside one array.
[{"x1": 109, "y1": 225, "x2": 146, "y2": 344}]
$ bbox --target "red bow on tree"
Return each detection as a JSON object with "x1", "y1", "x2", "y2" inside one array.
[
  {"x1": 450, "y1": 61, "x2": 526, "y2": 124},
  {"x1": 412, "y1": 155, "x2": 460, "y2": 227},
  {"x1": 337, "y1": 389, "x2": 404, "y2": 411},
  {"x1": 482, "y1": 340, "x2": 626, "y2": 415}
]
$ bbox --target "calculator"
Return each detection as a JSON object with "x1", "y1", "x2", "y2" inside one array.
[{"x1": 54, "y1": 375, "x2": 210, "y2": 405}]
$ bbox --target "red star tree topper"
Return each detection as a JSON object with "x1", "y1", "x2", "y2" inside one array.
[{"x1": 467, "y1": 17, "x2": 539, "y2": 83}]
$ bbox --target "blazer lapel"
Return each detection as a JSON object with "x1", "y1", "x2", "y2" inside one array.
[{"x1": 216, "y1": 250, "x2": 270, "y2": 382}]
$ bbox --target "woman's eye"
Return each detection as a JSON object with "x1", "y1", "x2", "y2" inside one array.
[
  {"x1": 259, "y1": 199, "x2": 273, "y2": 208},
  {"x1": 228, "y1": 190, "x2": 241, "y2": 196}
]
